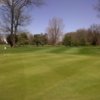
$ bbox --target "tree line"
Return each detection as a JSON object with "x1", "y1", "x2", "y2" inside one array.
[
  {"x1": 0, "y1": 24, "x2": 100, "y2": 47},
  {"x1": 63, "y1": 24, "x2": 100, "y2": 46},
  {"x1": 0, "y1": 32, "x2": 48, "y2": 46}
]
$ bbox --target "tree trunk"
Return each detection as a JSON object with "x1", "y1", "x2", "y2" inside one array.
[{"x1": 10, "y1": 0, "x2": 15, "y2": 47}]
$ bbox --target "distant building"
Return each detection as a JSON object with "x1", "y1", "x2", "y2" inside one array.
[{"x1": 0, "y1": 34, "x2": 8, "y2": 44}]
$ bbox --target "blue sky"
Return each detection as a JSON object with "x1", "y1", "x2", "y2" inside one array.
[{"x1": 27, "y1": 0, "x2": 100, "y2": 34}]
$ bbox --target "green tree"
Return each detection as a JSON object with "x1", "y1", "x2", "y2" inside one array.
[
  {"x1": 33, "y1": 33, "x2": 48, "y2": 46},
  {"x1": 17, "y1": 32, "x2": 29, "y2": 45},
  {"x1": 7, "y1": 34, "x2": 18, "y2": 46},
  {"x1": 63, "y1": 29, "x2": 89, "y2": 46},
  {"x1": 63, "y1": 34, "x2": 72, "y2": 46}
]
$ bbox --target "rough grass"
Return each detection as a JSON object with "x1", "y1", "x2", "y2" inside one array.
[{"x1": 0, "y1": 45, "x2": 100, "y2": 100}]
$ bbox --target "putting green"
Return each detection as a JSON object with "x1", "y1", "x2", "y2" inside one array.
[{"x1": 0, "y1": 46, "x2": 100, "y2": 100}]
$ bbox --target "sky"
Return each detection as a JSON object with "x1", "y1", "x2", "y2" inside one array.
[{"x1": 27, "y1": 0, "x2": 100, "y2": 34}]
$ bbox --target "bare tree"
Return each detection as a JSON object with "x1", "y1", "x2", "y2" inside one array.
[
  {"x1": 87, "y1": 24, "x2": 100, "y2": 45},
  {"x1": 0, "y1": 0, "x2": 44, "y2": 47},
  {"x1": 47, "y1": 17, "x2": 64, "y2": 45},
  {"x1": 95, "y1": 0, "x2": 100, "y2": 17}
]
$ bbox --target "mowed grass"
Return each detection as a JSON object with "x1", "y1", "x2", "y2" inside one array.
[{"x1": 0, "y1": 45, "x2": 100, "y2": 100}]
